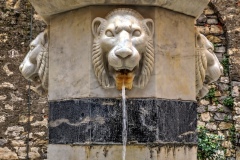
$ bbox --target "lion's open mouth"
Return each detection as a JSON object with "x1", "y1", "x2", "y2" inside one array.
[{"x1": 115, "y1": 69, "x2": 134, "y2": 90}]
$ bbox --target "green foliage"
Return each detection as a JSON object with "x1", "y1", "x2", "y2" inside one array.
[
  {"x1": 205, "y1": 88, "x2": 218, "y2": 104},
  {"x1": 221, "y1": 57, "x2": 229, "y2": 76},
  {"x1": 224, "y1": 115, "x2": 229, "y2": 122},
  {"x1": 205, "y1": 88, "x2": 215, "y2": 100},
  {"x1": 223, "y1": 96, "x2": 234, "y2": 109},
  {"x1": 198, "y1": 127, "x2": 225, "y2": 160},
  {"x1": 229, "y1": 125, "x2": 236, "y2": 146},
  {"x1": 213, "y1": 97, "x2": 219, "y2": 105}
]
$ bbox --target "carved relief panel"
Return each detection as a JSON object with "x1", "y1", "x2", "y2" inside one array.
[
  {"x1": 195, "y1": 32, "x2": 223, "y2": 98},
  {"x1": 92, "y1": 8, "x2": 155, "y2": 90},
  {"x1": 19, "y1": 30, "x2": 49, "y2": 95}
]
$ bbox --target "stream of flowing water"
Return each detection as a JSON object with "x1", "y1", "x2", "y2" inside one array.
[{"x1": 122, "y1": 84, "x2": 127, "y2": 160}]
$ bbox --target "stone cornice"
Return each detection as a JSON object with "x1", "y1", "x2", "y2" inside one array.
[{"x1": 29, "y1": 0, "x2": 209, "y2": 22}]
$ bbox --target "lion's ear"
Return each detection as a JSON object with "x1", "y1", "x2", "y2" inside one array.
[
  {"x1": 196, "y1": 33, "x2": 202, "y2": 48},
  {"x1": 143, "y1": 19, "x2": 154, "y2": 38},
  {"x1": 92, "y1": 17, "x2": 106, "y2": 37}
]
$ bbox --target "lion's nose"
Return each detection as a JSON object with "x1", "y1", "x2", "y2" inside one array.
[{"x1": 115, "y1": 48, "x2": 132, "y2": 58}]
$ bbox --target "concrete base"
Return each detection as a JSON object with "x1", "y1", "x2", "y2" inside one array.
[{"x1": 48, "y1": 144, "x2": 197, "y2": 160}]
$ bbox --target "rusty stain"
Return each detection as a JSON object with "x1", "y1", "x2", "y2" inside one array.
[
  {"x1": 166, "y1": 145, "x2": 172, "y2": 154},
  {"x1": 150, "y1": 148, "x2": 154, "y2": 158},
  {"x1": 172, "y1": 145, "x2": 176, "y2": 157},
  {"x1": 184, "y1": 146, "x2": 187, "y2": 155},
  {"x1": 156, "y1": 147, "x2": 161, "y2": 159},
  {"x1": 103, "y1": 146, "x2": 108, "y2": 157},
  {"x1": 55, "y1": 144, "x2": 197, "y2": 159},
  {"x1": 85, "y1": 146, "x2": 91, "y2": 159},
  {"x1": 115, "y1": 72, "x2": 134, "y2": 90}
]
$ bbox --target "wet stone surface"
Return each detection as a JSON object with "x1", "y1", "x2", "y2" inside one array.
[{"x1": 49, "y1": 98, "x2": 197, "y2": 144}]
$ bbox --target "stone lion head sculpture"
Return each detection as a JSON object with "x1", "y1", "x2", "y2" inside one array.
[
  {"x1": 196, "y1": 31, "x2": 223, "y2": 98},
  {"x1": 92, "y1": 8, "x2": 154, "y2": 90},
  {"x1": 19, "y1": 30, "x2": 48, "y2": 95}
]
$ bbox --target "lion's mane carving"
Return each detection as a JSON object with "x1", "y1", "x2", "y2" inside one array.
[
  {"x1": 196, "y1": 31, "x2": 223, "y2": 98},
  {"x1": 92, "y1": 8, "x2": 154, "y2": 90},
  {"x1": 19, "y1": 30, "x2": 48, "y2": 95}
]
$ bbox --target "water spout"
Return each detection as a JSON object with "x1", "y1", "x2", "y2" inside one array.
[{"x1": 122, "y1": 84, "x2": 127, "y2": 160}]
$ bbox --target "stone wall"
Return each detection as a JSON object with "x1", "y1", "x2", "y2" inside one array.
[
  {"x1": 211, "y1": 0, "x2": 240, "y2": 159},
  {"x1": 0, "y1": 0, "x2": 47, "y2": 159},
  {"x1": 196, "y1": 1, "x2": 240, "y2": 159}
]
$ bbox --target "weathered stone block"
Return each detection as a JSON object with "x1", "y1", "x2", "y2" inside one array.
[
  {"x1": 233, "y1": 115, "x2": 240, "y2": 121},
  {"x1": 214, "y1": 113, "x2": 230, "y2": 121},
  {"x1": 207, "y1": 18, "x2": 219, "y2": 25},
  {"x1": 217, "y1": 104, "x2": 231, "y2": 113},
  {"x1": 214, "y1": 46, "x2": 226, "y2": 53},
  {"x1": 210, "y1": 25, "x2": 224, "y2": 34},
  {"x1": 219, "y1": 83, "x2": 229, "y2": 91},
  {"x1": 197, "y1": 120, "x2": 205, "y2": 127},
  {"x1": 197, "y1": 26, "x2": 210, "y2": 34},
  {"x1": 5, "y1": 126, "x2": 24, "y2": 137},
  {"x1": 200, "y1": 99, "x2": 210, "y2": 105},
  {"x1": 206, "y1": 122, "x2": 217, "y2": 130},
  {"x1": 0, "y1": 139, "x2": 7, "y2": 146},
  {"x1": 208, "y1": 105, "x2": 218, "y2": 112},
  {"x1": 230, "y1": 56, "x2": 240, "y2": 81},
  {"x1": 221, "y1": 77, "x2": 230, "y2": 83},
  {"x1": 235, "y1": 107, "x2": 240, "y2": 114},
  {"x1": 0, "y1": 147, "x2": 18, "y2": 159},
  {"x1": 201, "y1": 112, "x2": 211, "y2": 122},
  {"x1": 232, "y1": 86, "x2": 240, "y2": 97},
  {"x1": 219, "y1": 122, "x2": 232, "y2": 130},
  {"x1": 47, "y1": 144, "x2": 197, "y2": 160},
  {"x1": 197, "y1": 105, "x2": 206, "y2": 113},
  {"x1": 11, "y1": 140, "x2": 25, "y2": 147},
  {"x1": 206, "y1": 35, "x2": 222, "y2": 43},
  {"x1": 196, "y1": 14, "x2": 207, "y2": 24},
  {"x1": 204, "y1": 7, "x2": 215, "y2": 15},
  {"x1": 0, "y1": 115, "x2": 6, "y2": 123}
]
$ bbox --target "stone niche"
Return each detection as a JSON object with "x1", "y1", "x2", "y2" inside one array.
[
  {"x1": 28, "y1": 1, "x2": 209, "y2": 160},
  {"x1": 48, "y1": 6, "x2": 196, "y2": 101}
]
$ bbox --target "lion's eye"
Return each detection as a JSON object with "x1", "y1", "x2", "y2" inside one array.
[
  {"x1": 207, "y1": 48, "x2": 213, "y2": 53},
  {"x1": 132, "y1": 30, "x2": 141, "y2": 37},
  {"x1": 105, "y1": 30, "x2": 114, "y2": 37}
]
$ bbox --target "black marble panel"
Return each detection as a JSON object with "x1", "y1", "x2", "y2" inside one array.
[
  {"x1": 90, "y1": 99, "x2": 122, "y2": 143},
  {"x1": 49, "y1": 100, "x2": 91, "y2": 144},
  {"x1": 127, "y1": 99, "x2": 157, "y2": 142},
  {"x1": 49, "y1": 98, "x2": 197, "y2": 144},
  {"x1": 156, "y1": 100, "x2": 197, "y2": 142}
]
